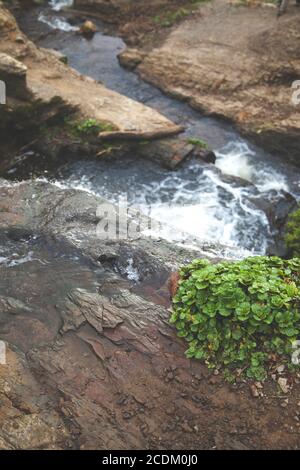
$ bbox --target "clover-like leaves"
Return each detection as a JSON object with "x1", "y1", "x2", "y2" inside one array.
[{"x1": 170, "y1": 256, "x2": 300, "y2": 381}]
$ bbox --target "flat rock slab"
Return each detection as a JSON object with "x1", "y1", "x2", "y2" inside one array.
[
  {"x1": 134, "y1": 0, "x2": 300, "y2": 164},
  {"x1": 27, "y1": 58, "x2": 182, "y2": 139},
  {"x1": 0, "y1": 5, "x2": 181, "y2": 141}
]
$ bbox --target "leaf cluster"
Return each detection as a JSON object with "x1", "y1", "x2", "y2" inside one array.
[{"x1": 170, "y1": 257, "x2": 300, "y2": 381}]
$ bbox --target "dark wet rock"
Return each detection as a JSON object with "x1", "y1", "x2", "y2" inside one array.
[
  {"x1": 104, "y1": 243, "x2": 172, "y2": 285},
  {"x1": 0, "y1": 181, "x2": 207, "y2": 266},
  {"x1": 249, "y1": 190, "x2": 298, "y2": 257},
  {"x1": 267, "y1": 191, "x2": 298, "y2": 230},
  {"x1": 219, "y1": 172, "x2": 256, "y2": 189},
  {"x1": 245, "y1": 128, "x2": 300, "y2": 169},
  {"x1": 192, "y1": 148, "x2": 216, "y2": 165},
  {"x1": 0, "y1": 52, "x2": 30, "y2": 100},
  {"x1": 137, "y1": 136, "x2": 193, "y2": 169},
  {"x1": 98, "y1": 251, "x2": 118, "y2": 264}
]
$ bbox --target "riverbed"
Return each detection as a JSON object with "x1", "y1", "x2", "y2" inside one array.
[{"x1": 13, "y1": 0, "x2": 300, "y2": 257}]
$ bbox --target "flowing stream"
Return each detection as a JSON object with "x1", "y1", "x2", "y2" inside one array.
[{"x1": 11, "y1": 1, "x2": 300, "y2": 257}]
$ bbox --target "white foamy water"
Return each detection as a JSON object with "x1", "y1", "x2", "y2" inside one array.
[
  {"x1": 136, "y1": 167, "x2": 270, "y2": 255},
  {"x1": 49, "y1": 0, "x2": 73, "y2": 11},
  {"x1": 40, "y1": 0, "x2": 77, "y2": 32},
  {"x1": 0, "y1": 178, "x2": 18, "y2": 188},
  {"x1": 54, "y1": 143, "x2": 275, "y2": 256},
  {"x1": 215, "y1": 142, "x2": 289, "y2": 193},
  {"x1": 0, "y1": 252, "x2": 37, "y2": 268},
  {"x1": 38, "y1": 13, "x2": 79, "y2": 32},
  {"x1": 122, "y1": 258, "x2": 140, "y2": 282}
]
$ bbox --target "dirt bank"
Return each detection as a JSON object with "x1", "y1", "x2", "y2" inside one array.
[{"x1": 115, "y1": 0, "x2": 300, "y2": 166}]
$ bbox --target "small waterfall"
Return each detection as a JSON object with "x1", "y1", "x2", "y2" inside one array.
[
  {"x1": 54, "y1": 153, "x2": 272, "y2": 256},
  {"x1": 19, "y1": 4, "x2": 300, "y2": 258},
  {"x1": 38, "y1": 13, "x2": 78, "y2": 31},
  {"x1": 49, "y1": 0, "x2": 74, "y2": 11},
  {"x1": 215, "y1": 142, "x2": 289, "y2": 193},
  {"x1": 38, "y1": 0, "x2": 77, "y2": 32}
]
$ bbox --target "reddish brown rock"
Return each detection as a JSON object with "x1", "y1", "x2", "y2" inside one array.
[{"x1": 168, "y1": 271, "x2": 181, "y2": 298}]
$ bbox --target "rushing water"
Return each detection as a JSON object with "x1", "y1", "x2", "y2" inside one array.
[
  {"x1": 12, "y1": 2, "x2": 300, "y2": 256},
  {"x1": 49, "y1": 0, "x2": 74, "y2": 11},
  {"x1": 38, "y1": 13, "x2": 79, "y2": 32},
  {"x1": 55, "y1": 157, "x2": 270, "y2": 254},
  {"x1": 37, "y1": 0, "x2": 79, "y2": 31}
]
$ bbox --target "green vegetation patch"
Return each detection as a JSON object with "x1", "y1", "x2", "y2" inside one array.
[
  {"x1": 187, "y1": 137, "x2": 209, "y2": 149},
  {"x1": 285, "y1": 207, "x2": 300, "y2": 257},
  {"x1": 40, "y1": 117, "x2": 117, "y2": 141},
  {"x1": 152, "y1": 1, "x2": 207, "y2": 28},
  {"x1": 170, "y1": 256, "x2": 300, "y2": 382},
  {"x1": 73, "y1": 118, "x2": 116, "y2": 136}
]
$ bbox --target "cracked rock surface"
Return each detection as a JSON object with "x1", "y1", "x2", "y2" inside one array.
[{"x1": 1, "y1": 181, "x2": 300, "y2": 449}]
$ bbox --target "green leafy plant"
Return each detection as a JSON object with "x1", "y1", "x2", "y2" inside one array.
[
  {"x1": 63, "y1": 117, "x2": 116, "y2": 139},
  {"x1": 187, "y1": 137, "x2": 209, "y2": 149},
  {"x1": 170, "y1": 256, "x2": 300, "y2": 381},
  {"x1": 285, "y1": 207, "x2": 300, "y2": 257},
  {"x1": 75, "y1": 118, "x2": 115, "y2": 135},
  {"x1": 59, "y1": 55, "x2": 68, "y2": 65}
]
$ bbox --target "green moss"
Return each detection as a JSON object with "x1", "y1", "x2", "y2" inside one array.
[
  {"x1": 59, "y1": 55, "x2": 68, "y2": 65},
  {"x1": 187, "y1": 137, "x2": 209, "y2": 149},
  {"x1": 76, "y1": 118, "x2": 114, "y2": 135},
  {"x1": 170, "y1": 256, "x2": 300, "y2": 382},
  {"x1": 64, "y1": 117, "x2": 116, "y2": 139},
  {"x1": 285, "y1": 207, "x2": 300, "y2": 257}
]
